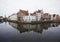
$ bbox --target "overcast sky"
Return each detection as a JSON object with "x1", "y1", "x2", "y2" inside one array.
[{"x1": 0, "y1": 0, "x2": 60, "y2": 17}]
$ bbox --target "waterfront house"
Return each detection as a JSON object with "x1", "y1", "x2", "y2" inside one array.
[
  {"x1": 8, "y1": 9, "x2": 60, "y2": 23},
  {"x1": 51, "y1": 14, "x2": 58, "y2": 21},
  {"x1": 17, "y1": 9, "x2": 44, "y2": 22},
  {"x1": 0, "y1": 16, "x2": 3, "y2": 22},
  {"x1": 33, "y1": 9, "x2": 43, "y2": 21},
  {"x1": 8, "y1": 14, "x2": 17, "y2": 21},
  {"x1": 17, "y1": 9, "x2": 29, "y2": 22},
  {"x1": 23, "y1": 9, "x2": 44, "y2": 22},
  {"x1": 42, "y1": 13, "x2": 51, "y2": 21},
  {"x1": 56, "y1": 15, "x2": 60, "y2": 21}
]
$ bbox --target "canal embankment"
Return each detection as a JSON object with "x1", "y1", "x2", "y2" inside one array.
[{"x1": 7, "y1": 20, "x2": 60, "y2": 24}]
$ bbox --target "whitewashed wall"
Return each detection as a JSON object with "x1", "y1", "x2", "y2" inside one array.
[
  {"x1": 8, "y1": 14, "x2": 17, "y2": 21},
  {"x1": 51, "y1": 15, "x2": 53, "y2": 20},
  {"x1": 51, "y1": 15, "x2": 57, "y2": 21},
  {"x1": 23, "y1": 15, "x2": 36, "y2": 22},
  {"x1": 23, "y1": 13, "x2": 43, "y2": 22},
  {"x1": 36, "y1": 13, "x2": 43, "y2": 21}
]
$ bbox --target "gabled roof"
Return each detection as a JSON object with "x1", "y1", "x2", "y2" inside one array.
[
  {"x1": 33, "y1": 9, "x2": 43, "y2": 14},
  {"x1": 30, "y1": 13, "x2": 36, "y2": 16},
  {"x1": 44, "y1": 13, "x2": 49, "y2": 15},
  {"x1": 20, "y1": 9, "x2": 29, "y2": 15}
]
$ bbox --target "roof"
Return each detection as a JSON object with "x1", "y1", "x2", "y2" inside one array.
[
  {"x1": 44, "y1": 13, "x2": 49, "y2": 15},
  {"x1": 30, "y1": 13, "x2": 36, "y2": 16},
  {"x1": 43, "y1": 13, "x2": 51, "y2": 19},
  {"x1": 20, "y1": 9, "x2": 29, "y2": 15},
  {"x1": 33, "y1": 9, "x2": 43, "y2": 14}
]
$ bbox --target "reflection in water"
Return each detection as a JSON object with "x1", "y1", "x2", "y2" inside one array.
[
  {"x1": 9, "y1": 22, "x2": 60, "y2": 33},
  {"x1": 0, "y1": 21, "x2": 3, "y2": 23},
  {"x1": 50, "y1": 23, "x2": 59, "y2": 27},
  {"x1": 0, "y1": 22, "x2": 60, "y2": 42}
]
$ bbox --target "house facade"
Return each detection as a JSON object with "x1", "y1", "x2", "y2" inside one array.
[
  {"x1": 56, "y1": 15, "x2": 60, "y2": 21},
  {"x1": 51, "y1": 14, "x2": 58, "y2": 21},
  {"x1": 33, "y1": 9, "x2": 43, "y2": 21},
  {"x1": 42, "y1": 13, "x2": 51, "y2": 21},
  {"x1": 8, "y1": 9, "x2": 60, "y2": 22},
  {"x1": 0, "y1": 16, "x2": 3, "y2": 22},
  {"x1": 17, "y1": 9, "x2": 44, "y2": 22},
  {"x1": 8, "y1": 14, "x2": 17, "y2": 21},
  {"x1": 23, "y1": 15, "x2": 36, "y2": 22},
  {"x1": 17, "y1": 9, "x2": 29, "y2": 22}
]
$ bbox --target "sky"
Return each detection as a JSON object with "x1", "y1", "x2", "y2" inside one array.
[{"x1": 0, "y1": 0, "x2": 60, "y2": 17}]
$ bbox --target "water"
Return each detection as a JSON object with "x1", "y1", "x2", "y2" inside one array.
[{"x1": 0, "y1": 22, "x2": 60, "y2": 42}]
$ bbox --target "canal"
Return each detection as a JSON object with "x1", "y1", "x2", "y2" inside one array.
[{"x1": 0, "y1": 22, "x2": 60, "y2": 42}]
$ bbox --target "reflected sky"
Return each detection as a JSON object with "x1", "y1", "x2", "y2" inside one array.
[{"x1": 0, "y1": 22, "x2": 60, "y2": 42}]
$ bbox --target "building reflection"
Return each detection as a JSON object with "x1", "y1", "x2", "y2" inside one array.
[
  {"x1": 9, "y1": 22, "x2": 60, "y2": 33},
  {"x1": 50, "y1": 23, "x2": 59, "y2": 27},
  {"x1": 0, "y1": 21, "x2": 3, "y2": 23}
]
